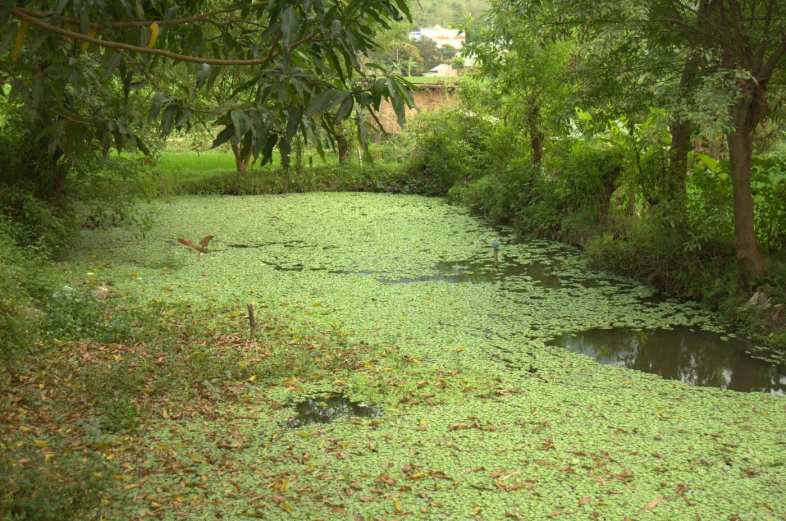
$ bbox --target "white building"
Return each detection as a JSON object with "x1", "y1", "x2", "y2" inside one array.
[{"x1": 409, "y1": 25, "x2": 466, "y2": 50}]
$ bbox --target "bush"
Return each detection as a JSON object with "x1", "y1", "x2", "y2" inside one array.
[
  {"x1": 0, "y1": 222, "x2": 43, "y2": 358},
  {"x1": 0, "y1": 104, "x2": 157, "y2": 259},
  {"x1": 160, "y1": 163, "x2": 411, "y2": 196},
  {"x1": 0, "y1": 444, "x2": 108, "y2": 520},
  {"x1": 405, "y1": 110, "x2": 495, "y2": 195}
]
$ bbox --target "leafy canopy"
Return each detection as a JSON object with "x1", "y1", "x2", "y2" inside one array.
[{"x1": 0, "y1": 0, "x2": 417, "y2": 167}]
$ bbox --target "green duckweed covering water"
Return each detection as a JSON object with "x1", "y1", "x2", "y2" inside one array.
[{"x1": 70, "y1": 193, "x2": 785, "y2": 520}]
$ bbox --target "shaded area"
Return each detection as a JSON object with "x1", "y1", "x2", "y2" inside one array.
[
  {"x1": 287, "y1": 395, "x2": 382, "y2": 427},
  {"x1": 548, "y1": 327, "x2": 786, "y2": 393}
]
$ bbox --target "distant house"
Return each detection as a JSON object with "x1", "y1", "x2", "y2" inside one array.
[
  {"x1": 422, "y1": 63, "x2": 459, "y2": 77},
  {"x1": 410, "y1": 24, "x2": 466, "y2": 50}
]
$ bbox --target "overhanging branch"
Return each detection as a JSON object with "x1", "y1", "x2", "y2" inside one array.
[
  {"x1": 14, "y1": 2, "x2": 269, "y2": 30},
  {"x1": 10, "y1": 7, "x2": 308, "y2": 66}
]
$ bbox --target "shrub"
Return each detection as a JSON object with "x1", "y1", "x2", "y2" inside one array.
[
  {"x1": 0, "y1": 444, "x2": 108, "y2": 520},
  {"x1": 405, "y1": 110, "x2": 495, "y2": 195},
  {"x1": 0, "y1": 221, "x2": 42, "y2": 358}
]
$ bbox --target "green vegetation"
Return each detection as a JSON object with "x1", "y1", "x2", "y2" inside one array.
[
  {"x1": 410, "y1": 0, "x2": 488, "y2": 26},
  {"x1": 4, "y1": 194, "x2": 785, "y2": 520}
]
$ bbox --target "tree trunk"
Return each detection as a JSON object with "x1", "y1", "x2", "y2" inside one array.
[
  {"x1": 231, "y1": 143, "x2": 251, "y2": 173},
  {"x1": 667, "y1": 118, "x2": 691, "y2": 210},
  {"x1": 336, "y1": 133, "x2": 348, "y2": 164},
  {"x1": 527, "y1": 104, "x2": 543, "y2": 165},
  {"x1": 726, "y1": 81, "x2": 767, "y2": 283}
]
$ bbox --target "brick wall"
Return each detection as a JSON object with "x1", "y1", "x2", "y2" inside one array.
[{"x1": 372, "y1": 84, "x2": 460, "y2": 134}]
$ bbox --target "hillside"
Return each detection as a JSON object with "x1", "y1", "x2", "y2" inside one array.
[{"x1": 409, "y1": 0, "x2": 488, "y2": 27}]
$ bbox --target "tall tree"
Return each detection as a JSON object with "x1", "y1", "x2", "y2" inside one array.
[
  {"x1": 464, "y1": 3, "x2": 573, "y2": 164},
  {"x1": 526, "y1": 0, "x2": 786, "y2": 282}
]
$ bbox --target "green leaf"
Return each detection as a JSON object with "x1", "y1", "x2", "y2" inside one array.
[
  {"x1": 175, "y1": 108, "x2": 192, "y2": 128},
  {"x1": 285, "y1": 105, "x2": 302, "y2": 140},
  {"x1": 390, "y1": 91, "x2": 406, "y2": 128},
  {"x1": 160, "y1": 103, "x2": 178, "y2": 136},
  {"x1": 102, "y1": 53, "x2": 122, "y2": 80},
  {"x1": 306, "y1": 90, "x2": 344, "y2": 117},
  {"x1": 54, "y1": 0, "x2": 70, "y2": 16},
  {"x1": 70, "y1": 69, "x2": 83, "y2": 97},
  {"x1": 195, "y1": 63, "x2": 211, "y2": 92},
  {"x1": 279, "y1": 136, "x2": 291, "y2": 169},
  {"x1": 211, "y1": 124, "x2": 236, "y2": 149},
  {"x1": 393, "y1": 0, "x2": 412, "y2": 22},
  {"x1": 31, "y1": 76, "x2": 42, "y2": 107},
  {"x1": 0, "y1": 24, "x2": 16, "y2": 56},
  {"x1": 1, "y1": 0, "x2": 17, "y2": 27},
  {"x1": 140, "y1": 25, "x2": 151, "y2": 48},
  {"x1": 330, "y1": 19, "x2": 341, "y2": 39},
  {"x1": 79, "y1": 8, "x2": 89, "y2": 35},
  {"x1": 281, "y1": 6, "x2": 297, "y2": 49},
  {"x1": 7, "y1": 78, "x2": 22, "y2": 102},
  {"x1": 371, "y1": 78, "x2": 387, "y2": 110},
  {"x1": 29, "y1": 31, "x2": 49, "y2": 53},
  {"x1": 230, "y1": 110, "x2": 248, "y2": 139},
  {"x1": 148, "y1": 91, "x2": 165, "y2": 122},
  {"x1": 135, "y1": 133, "x2": 151, "y2": 156},
  {"x1": 35, "y1": 126, "x2": 55, "y2": 143},
  {"x1": 333, "y1": 95, "x2": 354, "y2": 124}
]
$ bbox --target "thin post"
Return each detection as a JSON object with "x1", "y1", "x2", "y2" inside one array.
[{"x1": 247, "y1": 303, "x2": 256, "y2": 339}]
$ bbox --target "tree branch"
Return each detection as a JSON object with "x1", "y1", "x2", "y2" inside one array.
[
  {"x1": 0, "y1": 58, "x2": 17, "y2": 79},
  {"x1": 10, "y1": 7, "x2": 306, "y2": 67},
  {"x1": 15, "y1": 2, "x2": 269, "y2": 30},
  {"x1": 757, "y1": 34, "x2": 786, "y2": 83}
]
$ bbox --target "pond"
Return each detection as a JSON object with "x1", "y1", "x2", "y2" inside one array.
[
  {"x1": 79, "y1": 193, "x2": 783, "y2": 394},
  {"x1": 73, "y1": 193, "x2": 786, "y2": 521}
]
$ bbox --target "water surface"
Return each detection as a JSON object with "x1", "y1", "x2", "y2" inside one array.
[{"x1": 549, "y1": 327, "x2": 786, "y2": 393}]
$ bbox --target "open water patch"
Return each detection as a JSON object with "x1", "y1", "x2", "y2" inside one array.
[
  {"x1": 548, "y1": 327, "x2": 786, "y2": 393},
  {"x1": 287, "y1": 395, "x2": 382, "y2": 427},
  {"x1": 378, "y1": 257, "x2": 564, "y2": 286}
]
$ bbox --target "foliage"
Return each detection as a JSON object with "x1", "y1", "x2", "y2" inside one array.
[
  {"x1": 412, "y1": 37, "x2": 442, "y2": 71},
  {"x1": 405, "y1": 109, "x2": 496, "y2": 195},
  {"x1": 752, "y1": 158, "x2": 786, "y2": 254},
  {"x1": 0, "y1": 222, "x2": 41, "y2": 359},
  {"x1": 0, "y1": 0, "x2": 418, "y2": 172},
  {"x1": 0, "y1": 444, "x2": 108, "y2": 521},
  {"x1": 410, "y1": 0, "x2": 488, "y2": 26},
  {"x1": 159, "y1": 162, "x2": 410, "y2": 196}
]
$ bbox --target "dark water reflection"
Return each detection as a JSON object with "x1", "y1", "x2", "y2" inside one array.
[
  {"x1": 548, "y1": 327, "x2": 786, "y2": 394},
  {"x1": 379, "y1": 258, "x2": 563, "y2": 287},
  {"x1": 287, "y1": 395, "x2": 381, "y2": 427}
]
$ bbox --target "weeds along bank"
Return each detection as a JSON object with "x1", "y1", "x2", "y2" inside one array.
[{"x1": 403, "y1": 108, "x2": 786, "y2": 353}]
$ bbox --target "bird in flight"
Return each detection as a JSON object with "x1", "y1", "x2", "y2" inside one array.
[{"x1": 177, "y1": 236, "x2": 214, "y2": 260}]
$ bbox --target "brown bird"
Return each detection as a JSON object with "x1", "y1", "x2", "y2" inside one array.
[{"x1": 178, "y1": 235, "x2": 214, "y2": 260}]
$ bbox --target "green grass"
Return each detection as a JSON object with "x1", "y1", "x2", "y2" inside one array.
[{"x1": 403, "y1": 76, "x2": 458, "y2": 84}]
